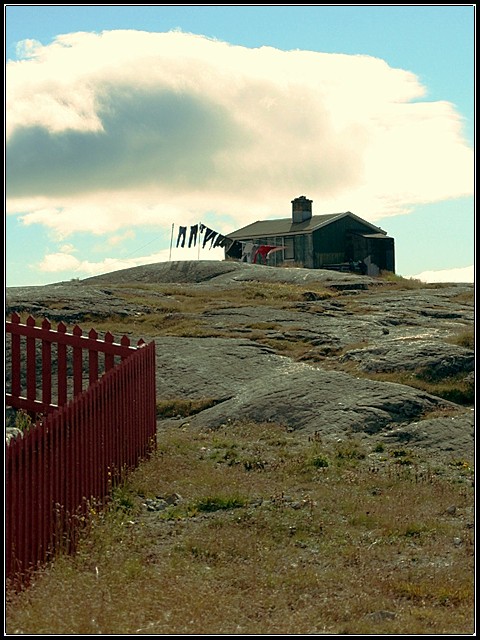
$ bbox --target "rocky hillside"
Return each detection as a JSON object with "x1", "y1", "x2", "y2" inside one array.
[{"x1": 6, "y1": 260, "x2": 475, "y2": 461}]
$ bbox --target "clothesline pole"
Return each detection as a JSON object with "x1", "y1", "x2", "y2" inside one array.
[{"x1": 169, "y1": 223, "x2": 174, "y2": 261}]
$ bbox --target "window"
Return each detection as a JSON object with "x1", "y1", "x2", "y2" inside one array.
[{"x1": 283, "y1": 237, "x2": 294, "y2": 260}]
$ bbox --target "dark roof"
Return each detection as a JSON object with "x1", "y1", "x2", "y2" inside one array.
[{"x1": 227, "y1": 211, "x2": 387, "y2": 239}]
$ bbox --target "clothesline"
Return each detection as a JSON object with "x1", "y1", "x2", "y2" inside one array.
[{"x1": 172, "y1": 223, "x2": 286, "y2": 264}]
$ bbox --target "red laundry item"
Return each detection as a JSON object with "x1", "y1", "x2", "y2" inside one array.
[
  {"x1": 266, "y1": 246, "x2": 286, "y2": 256},
  {"x1": 253, "y1": 245, "x2": 281, "y2": 264}
]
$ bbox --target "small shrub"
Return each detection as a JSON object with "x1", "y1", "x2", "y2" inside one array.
[
  {"x1": 12, "y1": 409, "x2": 35, "y2": 433},
  {"x1": 111, "y1": 486, "x2": 136, "y2": 513},
  {"x1": 311, "y1": 455, "x2": 329, "y2": 469}
]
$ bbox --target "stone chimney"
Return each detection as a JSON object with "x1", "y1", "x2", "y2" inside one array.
[{"x1": 292, "y1": 196, "x2": 313, "y2": 223}]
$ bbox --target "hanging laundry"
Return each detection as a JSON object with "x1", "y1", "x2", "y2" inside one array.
[
  {"x1": 266, "y1": 245, "x2": 286, "y2": 258},
  {"x1": 213, "y1": 234, "x2": 229, "y2": 248},
  {"x1": 188, "y1": 224, "x2": 199, "y2": 248},
  {"x1": 226, "y1": 240, "x2": 242, "y2": 259},
  {"x1": 241, "y1": 241, "x2": 257, "y2": 263},
  {"x1": 173, "y1": 221, "x2": 236, "y2": 253},
  {"x1": 202, "y1": 227, "x2": 218, "y2": 249},
  {"x1": 253, "y1": 245, "x2": 286, "y2": 264},
  {"x1": 224, "y1": 237, "x2": 236, "y2": 251},
  {"x1": 176, "y1": 226, "x2": 187, "y2": 248}
]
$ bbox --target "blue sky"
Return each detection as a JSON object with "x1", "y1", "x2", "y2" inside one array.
[{"x1": 5, "y1": 4, "x2": 475, "y2": 286}]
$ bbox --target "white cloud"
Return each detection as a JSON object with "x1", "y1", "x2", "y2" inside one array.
[
  {"x1": 408, "y1": 265, "x2": 474, "y2": 284},
  {"x1": 37, "y1": 245, "x2": 225, "y2": 277},
  {"x1": 38, "y1": 252, "x2": 82, "y2": 272},
  {"x1": 6, "y1": 29, "x2": 473, "y2": 239}
]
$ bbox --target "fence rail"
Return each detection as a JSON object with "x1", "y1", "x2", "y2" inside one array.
[{"x1": 5, "y1": 314, "x2": 157, "y2": 584}]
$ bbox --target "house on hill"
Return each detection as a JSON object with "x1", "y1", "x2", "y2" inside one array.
[{"x1": 225, "y1": 196, "x2": 395, "y2": 275}]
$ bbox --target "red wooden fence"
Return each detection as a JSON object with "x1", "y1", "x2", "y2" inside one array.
[
  {"x1": 6, "y1": 312, "x2": 145, "y2": 415},
  {"x1": 5, "y1": 314, "x2": 157, "y2": 584}
]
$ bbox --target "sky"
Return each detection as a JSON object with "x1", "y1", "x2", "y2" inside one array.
[{"x1": 4, "y1": 4, "x2": 475, "y2": 287}]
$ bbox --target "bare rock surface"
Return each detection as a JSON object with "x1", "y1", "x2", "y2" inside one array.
[
  {"x1": 379, "y1": 412, "x2": 475, "y2": 456},
  {"x1": 183, "y1": 361, "x2": 460, "y2": 436},
  {"x1": 83, "y1": 259, "x2": 375, "y2": 287},
  {"x1": 6, "y1": 260, "x2": 474, "y2": 461},
  {"x1": 154, "y1": 336, "x2": 285, "y2": 399},
  {"x1": 339, "y1": 341, "x2": 474, "y2": 377}
]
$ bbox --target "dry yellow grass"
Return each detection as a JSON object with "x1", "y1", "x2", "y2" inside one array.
[{"x1": 6, "y1": 421, "x2": 474, "y2": 635}]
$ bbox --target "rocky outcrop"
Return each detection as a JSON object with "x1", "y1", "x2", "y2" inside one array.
[
  {"x1": 6, "y1": 261, "x2": 474, "y2": 460},
  {"x1": 339, "y1": 341, "x2": 474, "y2": 378},
  {"x1": 183, "y1": 363, "x2": 458, "y2": 437}
]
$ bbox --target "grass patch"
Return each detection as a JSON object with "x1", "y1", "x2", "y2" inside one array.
[
  {"x1": 375, "y1": 272, "x2": 448, "y2": 290},
  {"x1": 246, "y1": 321, "x2": 282, "y2": 330},
  {"x1": 449, "y1": 290, "x2": 474, "y2": 305},
  {"x1": 156, "y1": 397, "x2": 220, "y2": 418},
  {"x1": 447, "y1": 328, "x2": 474, "y2": 350},
  {"x1": 6, "y1": 421, "x2": 474, "y2": 635},
  {"x1": 240, "y1": 281, "x2": 336, "y2": 305},
  {"x1": 375, "y1": 273, "x2": 426, "y2": 288},
  {"x1": 332, "y1": 364, "x2": 474, "y2": 406},
  {"x1": 337, "y1": 340, "x2": 371, "y2": 355},
  {"x1": 413, "y1": 366, "x2": 474, "y2": 405},
  {"x1": 194, "y1": 495, "x2": 247, "y2": 513}
]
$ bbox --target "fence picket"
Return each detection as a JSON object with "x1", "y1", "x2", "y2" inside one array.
[
  {"x1": 57, "y1": 322, "x2": 68, "y2": 407},
  {"x1": 72, "y1": 325, "x2": 83, "y2": 396},
  {"x1": 11, "y1": 312, "x2": 21, "y2": 398},
  {"x1": 41, "y1": 319, "x2": 52, "y2": 407},
  {"x1": 88, "y1": 328, "x2": 99, "y2": 384},
  {"x1": 104, "y1": 332, "x2": 115, "y2": 372},
  {"x1": 26, "y1": 316, "x2": 37, "y2": 403}
]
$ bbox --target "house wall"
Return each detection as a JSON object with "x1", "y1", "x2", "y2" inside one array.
[
  {"x1": 350, "y1": 233, "x2": 395, "y2": 272},
  {"x1": 312, "y1": 217, "x2": 376, "y2": 267},
  {"x1": 294, "y1": 234, "x2": 315, "y2": 268},
  {"x1": 369, "y1": 236, "x2": 395, "y2": 272}
]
